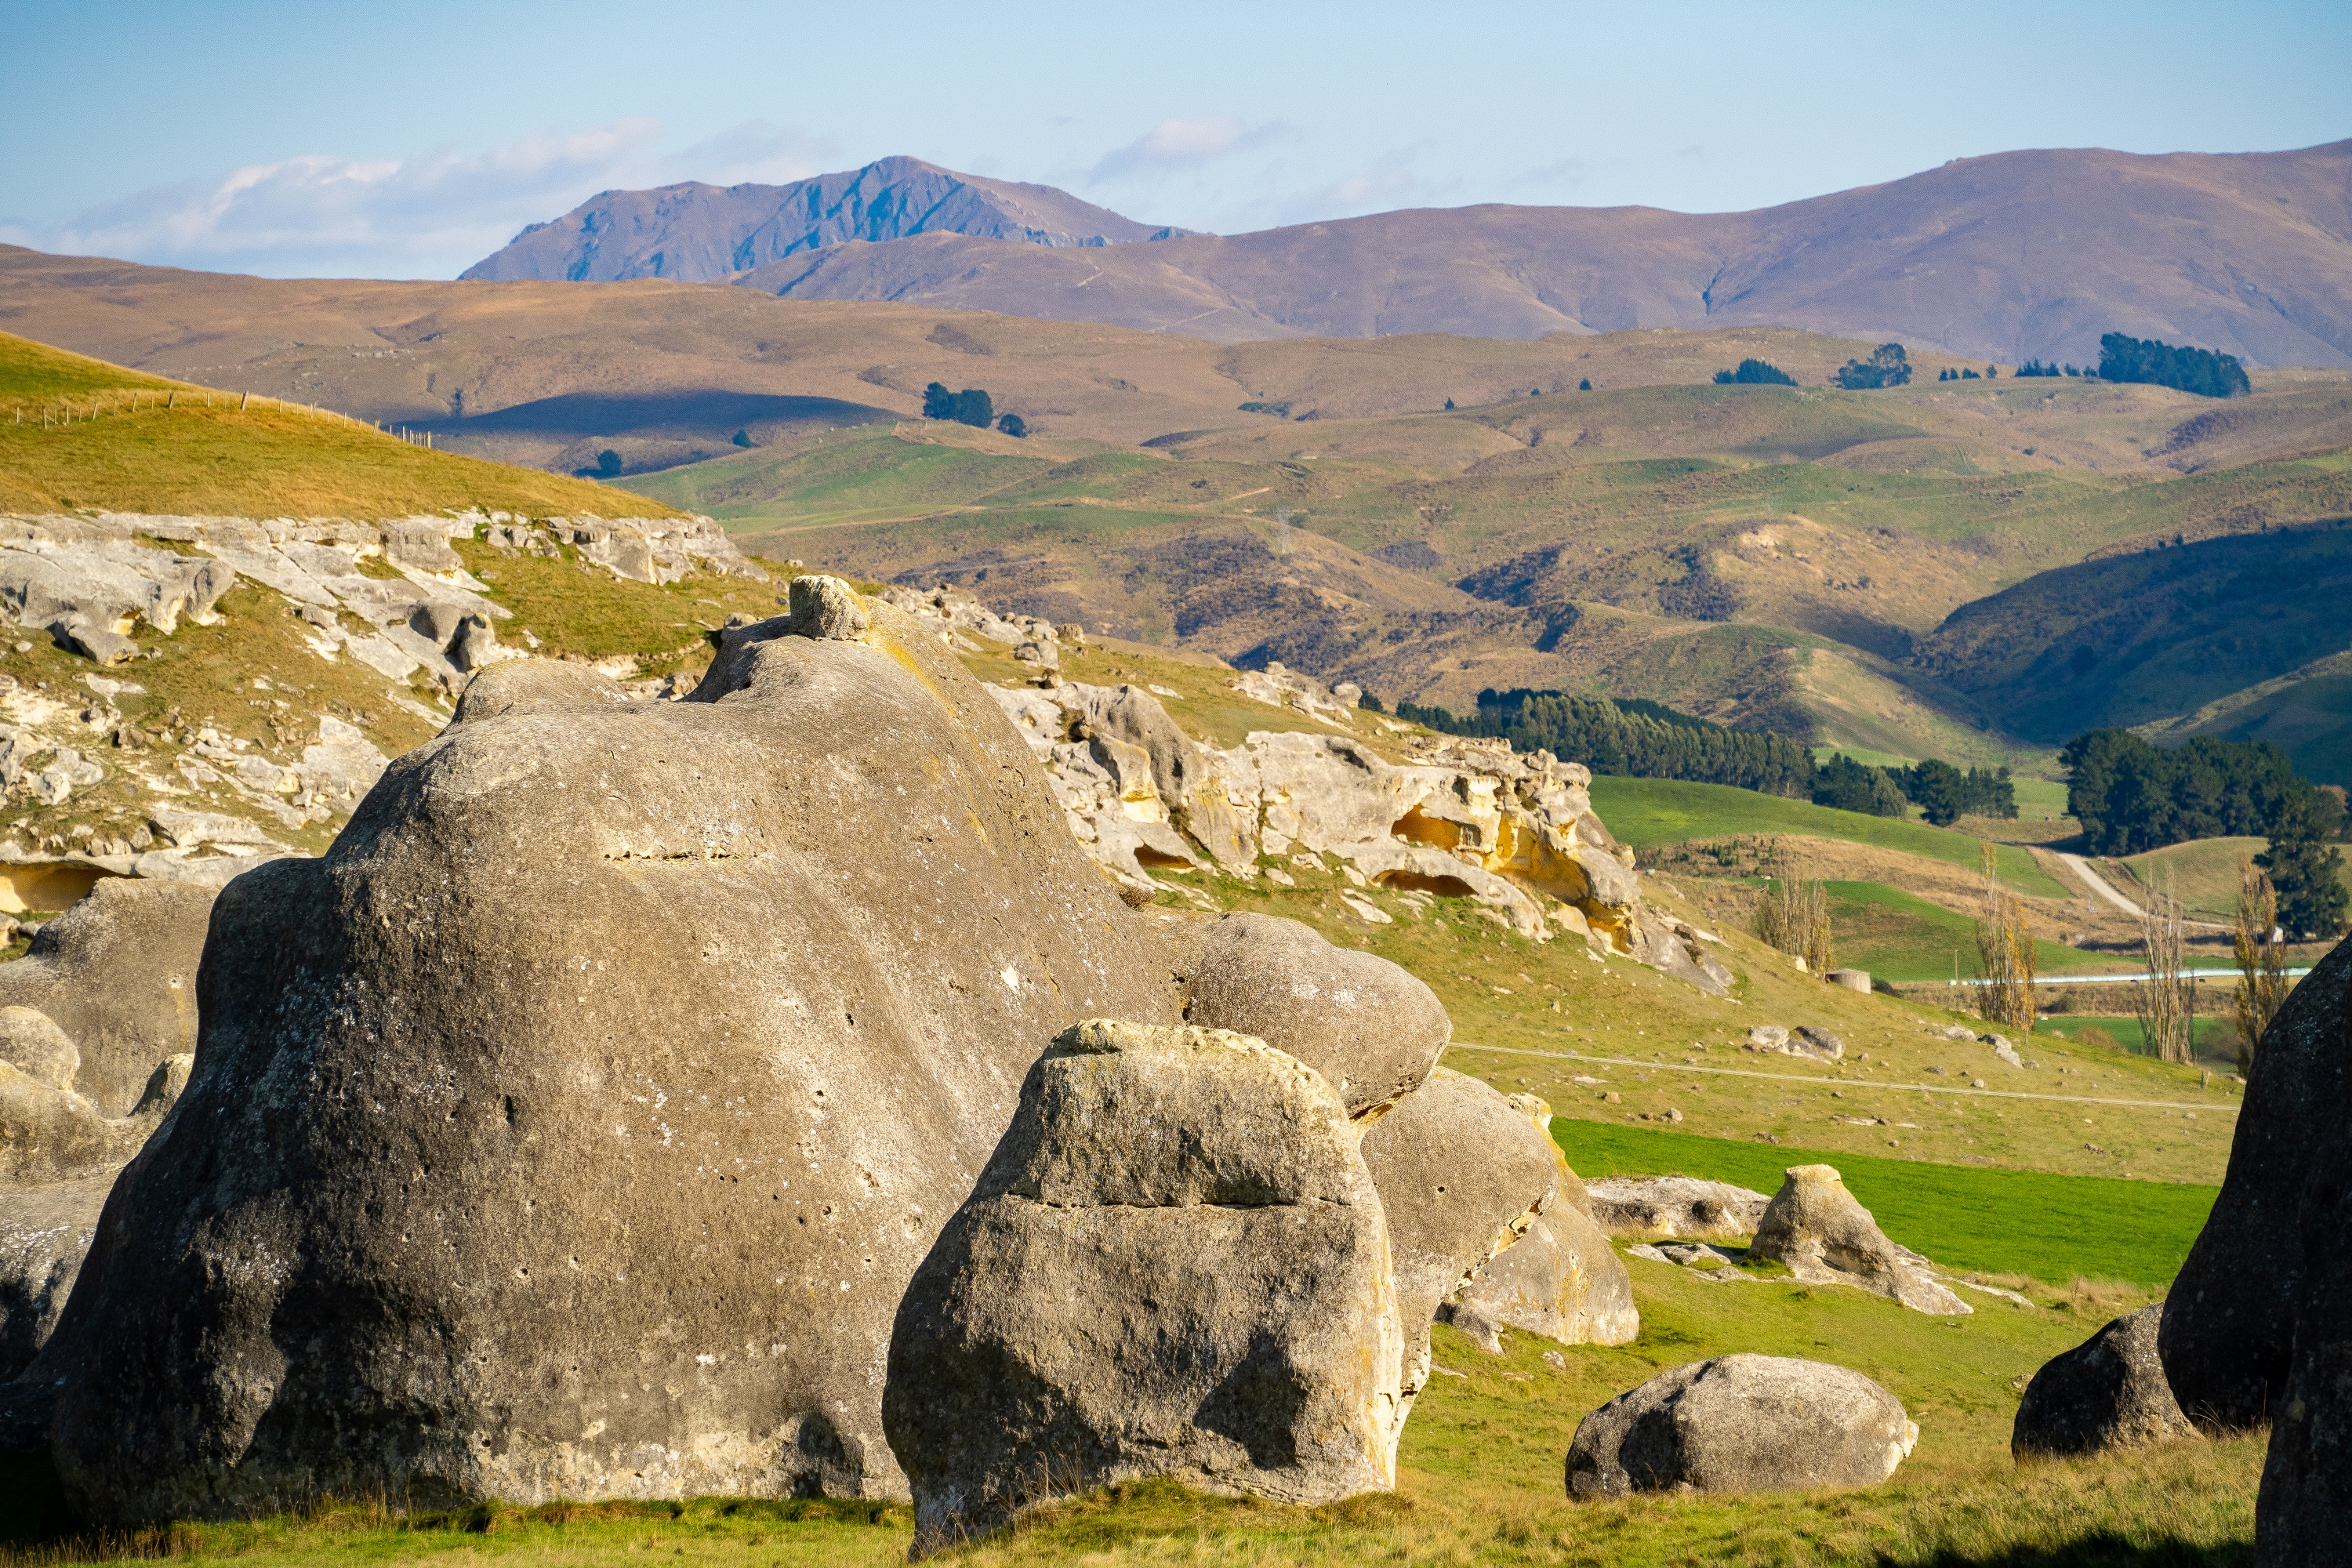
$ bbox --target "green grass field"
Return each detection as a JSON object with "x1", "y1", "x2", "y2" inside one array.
[
  {"x1": 1552, "y1": 1121, "x2": 2217, "y2": 1286},
  {"x1": 1588, "y1": 777, "x2": 2069, "y2": 897},
  {"x1": 1824, "y1": 880, "x2": 2106, "y2": 982},
  {"x1": 2038, "y1": 1014, "x2": 2242, "y2": 1062}
]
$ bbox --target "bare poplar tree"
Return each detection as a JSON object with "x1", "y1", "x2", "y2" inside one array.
[
  {"x1": 2232, "y1": 855, "x2": 2292, "y2": 1072},
  {"x1": 1973, "y1": 844, "x2": 2038, "y2": 1031},
  {"x1": 1751, "y1": 839, "x2": 1832, "y2": 974},
  {"x1": 2132, "y1": 865, "x2": 2194, "y2": 1065}
]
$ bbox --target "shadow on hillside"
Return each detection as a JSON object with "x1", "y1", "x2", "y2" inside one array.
[
  {"x1": 418, "y1": 390, "x2": 897, "y2": 438},
  {"x1": 1888, "y1": 1538, "x2": 2253, "y2": 1566}
]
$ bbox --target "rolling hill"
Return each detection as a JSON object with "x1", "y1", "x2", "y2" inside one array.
[{"x1": 469, "y1": 142, "x2": 2352, "y2": 368}]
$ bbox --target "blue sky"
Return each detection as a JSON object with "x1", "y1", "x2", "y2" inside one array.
[{"x1": 5, "y1": 0, "x2": 2346, "y2": 280}]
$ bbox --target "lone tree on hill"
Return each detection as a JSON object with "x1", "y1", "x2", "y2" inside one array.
[
  {"x1": 1714, "y1": 358, "x2": 1797, "y2": 387},
  {"x1": 1833, "y1": 343, "x2": 1912, "y2": 390},
  {"x1": 595, "y1": 449, "x2": 622, "y2": 477},
  {"x1": 2097, "y1": 332, "x2": 2251, "y2": 398},
  {"x1": 996, "y1": 413, "x2": 1027, "y2": 438}
]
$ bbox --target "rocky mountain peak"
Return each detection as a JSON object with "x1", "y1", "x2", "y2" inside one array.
[{"x1": 462, "y1": 154, "x2": 1193, "y2": 284}]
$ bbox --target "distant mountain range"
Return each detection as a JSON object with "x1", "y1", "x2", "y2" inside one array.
[
  {"x1": 462, "y1": 156, "x2": 1192, "y2": 284},
  {"x1": 465, "y1": 143, "x2": 2352, "y2": 365}
]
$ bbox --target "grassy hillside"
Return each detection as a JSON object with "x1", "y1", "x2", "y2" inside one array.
[
  {"x1": 0, "y1": 332, "x2": 675, "y2": 519},
  {"x1": 2142, "y1": 648, "x2": 2352, "y2": 788},
  {"x1": 1584, "y1": 777, "x2": 2067, "y2": 897}
]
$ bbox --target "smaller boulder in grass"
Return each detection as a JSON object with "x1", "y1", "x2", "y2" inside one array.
[
  {"x1": 1584, "y1": 1175, "x2": 1772, "y2": 1240},
  {"x1": 2013, "y1": 1305, "x2": 2198, "y2": 1459},
  {"x1": 1748, "y1": 1165, "x2": 1969, "y2": 1316},
  {"x1": 1566, "y1": 1355, "x2": 1918, "y2": 1497}
]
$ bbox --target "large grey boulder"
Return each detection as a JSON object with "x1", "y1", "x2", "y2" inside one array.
[
  {"x1": 1749, "y1": 1166, "x2": 1969, "y2": 1316},
  {"x1": 449, "y1": 660, "x2": 633, "y2": 724},
  {"x1": 1359, "y1": 1067, "x2": 1570, "y2": 1419},
  {"x1": 28, "y1": 583, "x2": 1187, "y2": 1525},
  {"x1": 1181, "y1": 912, "x2": 1450, "y2": 1117},
  {"x1": 2013, "y1": 1306, "x2": 2197, "y2": 1460},
  {"x1": 1566, "y1": 1355, "x2": 1918, "y2": 1497},
  {"x1": 0, "y1": 878, "x2": 212, "y2": 1117},
  {"x1": 883, "y1": 1021, "x2": 1400, "y2": 1556},
  {"x1": 1586, "y1": 1175, "x2": 1773, "y2": 1240},
  {"x1": 2160, "y1": 934, "x2": 2351, "y2": 1429}
]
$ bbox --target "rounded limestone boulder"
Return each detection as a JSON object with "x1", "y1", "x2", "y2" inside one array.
[
  {"x1": 1749, "y1": 1165, "x2": 1969, "y2": 1316},
  {"x1": 2013, "y1": 1305, "x2": 2197, "y2": 1459},
  {"x1": 1566, "y1": 1354, "x2": 1918, "y2": 1497},
  {"x1": 1180, "y1": 911, "x2": 1449, "y2": 1116},
  {"x1": 0, "y1": 877, "x2": 212, "y2": 1117},
  {"x1": 884, "y1": 1021, "x2": 1401, "y2": 1556}
]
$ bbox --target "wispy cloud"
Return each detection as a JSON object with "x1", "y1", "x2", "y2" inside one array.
[
  {"x1": 20, "y1": 116, "x2": 833, "y2": 279},
  {"x1": 1269, "y1": 147, "x2": 1457, "y2": 225},
  {"x1": 1089, "y1": 115, "x2": 1288, "y2": 182}
]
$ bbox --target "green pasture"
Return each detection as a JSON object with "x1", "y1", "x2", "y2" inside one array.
[
  {"x1": 1823, "y1": 880, "x2": 2104, "y2": 982},
  {"x1": 1553, "y1": 1120, "x2": 2217, "y2": 1287},
  {"x1": 1586, "y1": 777, "x2": 2067, "y2": 896}
]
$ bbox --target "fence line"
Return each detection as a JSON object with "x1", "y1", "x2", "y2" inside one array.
[{"x1": 5, "y1": 387, "x2": 433, "y2": 447}]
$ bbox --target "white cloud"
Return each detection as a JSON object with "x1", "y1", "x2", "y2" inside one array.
[
  {"x1": 1089, "y1": 115, "x2": 1287, "y2": 182},
  {"x1": 24, "y1": 116, "x2": 828, "y2": 280}
]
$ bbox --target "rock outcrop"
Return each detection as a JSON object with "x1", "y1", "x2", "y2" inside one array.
[
  {"x1": 2013, "y1": 1306, "x2": 2197, "y2": 1459},
  {"x1": 1585, "y1": 1176, "x2": 1773, "y2": 1240},
  {"x1": 1180, "y1": 912, "x2": 1450, "y2": 1117},
  {"x1": 883, "y1": 1020, "x2": 1400, "y2": 1555},
  {"x1": 25, "y1": 580, "x2": 1189, "y2": 1524},
  {"x1": 2159, "y1": 934, "x2": 2352, "y2": 1429},
  {"x1": 1566, "y1": 1356, "x2": 1918, "y2": 1497},
  {"x1": 980, "y1": 671, "x2": 1722, "y2": 987},
  {"x1": 1748, "y1": 1166, "x2": 1969, "y2": 1316}
]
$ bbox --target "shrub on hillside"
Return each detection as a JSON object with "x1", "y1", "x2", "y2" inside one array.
[
  {"x1": 2096, "y1": 332, "x2": 2251, "y2": 398},
  {"x1": 996, "y1": 413, "x2": 1028, "y2": 438},
  {"x1": 595, "y1": 449, "x2": 622, "y2": 477},
  {"x1": 1833, "y1": 343, "x2": 1912, "y2": 390},
  {"x1": 1713, "y1": 358, "x2": 1798, "y2": 387},
  {"x1": 923, "y1": 382, "x2": 996, "y2": 427}
]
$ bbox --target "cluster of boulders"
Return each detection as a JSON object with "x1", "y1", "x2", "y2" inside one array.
[{"x1": 0, "y1": 579, "x2": 1637, "y2": 1543}]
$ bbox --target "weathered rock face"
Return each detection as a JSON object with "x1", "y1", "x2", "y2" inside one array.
[
  {"x1": 1749, "y1": 1166, "x2": 1969, "y2": 1316},
  {"x1": 2250, "y1": 947, "x2": 2352, "y2": 1561},
  {"x1": 1447, "y1": 1205, "x2": 1637, "y2": 1351},
  {"x1": 0, "y1": 1174, "x2": 113, "y2": 1382},
  {"x1": 0, "y1": 878, "x2": 212, "y2": 1117},
  {"x1": 1566, "y1": 1355, "x2": 1918, "y2": 1497},
  {"x1": 2013, "y1": 1306, "x2": 2197, "y2": 1460},
  {"x1": 883, "y1": 1021, "x2": 1399, "y2": 1556},
  {"x1": 32, "y1": 584, "x2": 1187, "y2": 1525},
  {"x1": 1181, "y1": 913, "x2": 1450, "y2": 1117},
  {"x1": 2160, "y1": 933, "x2": 2351, "y2": 1428},
  {"x1": 1585, "y1": 1176, "x2": 1773, "y2": 1240},
  {"x1": 1358, "y1": 1067, "x2": 1565, "y2": 1420}
]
